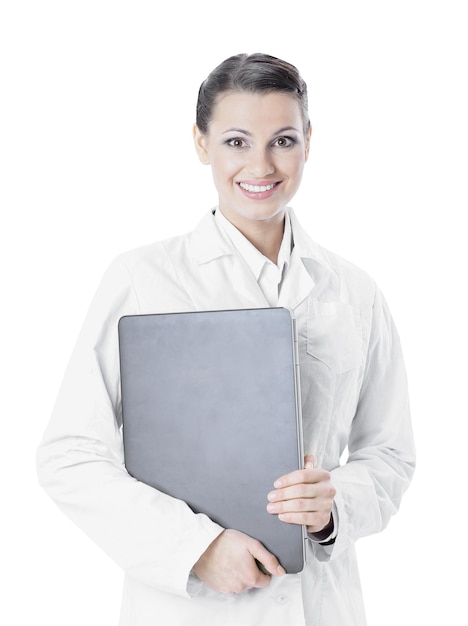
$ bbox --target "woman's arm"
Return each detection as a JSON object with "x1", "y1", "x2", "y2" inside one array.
[
  {"x1": 315, "y1": 286, "x2": 416, "y2": 561},
  {"x1": 36, "y1": 258, "x2": 224, "y2": 597},
  {"x1": 265, "y1": 286, "x2": 415, "y2": 560}
]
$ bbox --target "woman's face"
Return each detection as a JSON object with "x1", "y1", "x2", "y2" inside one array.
[{"x1": 194, "y1": 91, "x2": 311, "y2": 227}]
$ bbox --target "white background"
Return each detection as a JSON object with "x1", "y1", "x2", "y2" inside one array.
[{"x1": 1, "y1": 1, "x2": 467, "y2": 624}]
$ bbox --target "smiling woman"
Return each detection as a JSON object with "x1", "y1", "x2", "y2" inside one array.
[
  {"x1": 37, "y1": 52, "x2": 415, "y2": 626},
  {"x1": 193, "y1": 54, "x2": 311, "y2": 253},
  {"x1": 194, "y1": 91, "x2": 311, "y2": 251}
]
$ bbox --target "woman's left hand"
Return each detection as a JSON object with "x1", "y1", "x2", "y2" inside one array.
[{"x1": 267, "y1": 454, "x2": 336, "y2": 534}]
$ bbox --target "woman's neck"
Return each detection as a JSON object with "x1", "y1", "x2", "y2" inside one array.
[{"x1": 219, "y1": 209, "x2": 286, "y2": 265}]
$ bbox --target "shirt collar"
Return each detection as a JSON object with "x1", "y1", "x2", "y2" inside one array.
[{"x1": 214, "y1": 208, "x2": 293, "y2": 281}]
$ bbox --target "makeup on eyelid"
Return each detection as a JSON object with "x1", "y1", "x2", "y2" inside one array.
[{"x1": 224, "y1": 136, "x2": 298, "y2": 150}]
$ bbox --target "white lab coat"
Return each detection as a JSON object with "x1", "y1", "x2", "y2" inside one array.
[{"x1": 37, "y1": 208, "x2": 415, "y2": 626}]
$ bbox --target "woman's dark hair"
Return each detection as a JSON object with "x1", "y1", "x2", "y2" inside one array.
[{"x1": 196, "y1": 53, "x2": 310, "y2": 135}]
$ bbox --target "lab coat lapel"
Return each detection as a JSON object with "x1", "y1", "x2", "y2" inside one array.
[
  {"x1": 278, "y1": 209, "x2": 340, "y2": 310},
  {"x1": 228, "y1": 255, "x2": 270, "y2": 307},
  {"x1": 278, "y1": 250, "x2": 316, "y2": 310},
  {"x1": 187, "y1": 211, "x2": 269, "y2": 309},
  {"x1": 186, "y1": 209, "x2": 338, "y2": 311}
]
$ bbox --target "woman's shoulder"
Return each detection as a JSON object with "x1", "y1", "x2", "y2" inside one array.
[
  {"x1": 114, "y1": 229, "x2": 193, "y2": 271},
  {"x1": 290, "y1": 209, "x2": 377, "y2": 303},
  {"x1": 112, "y1": 210, "x2": 226, "y2": 275},
  {"x1": 321, "y1": 244, "x2": 376, "y2": 287}
]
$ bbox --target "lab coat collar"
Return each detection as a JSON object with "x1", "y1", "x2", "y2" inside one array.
[
  {"x1": 191, "y1": 208, "x2": 332, "y2": 268},
  {"x1": 189, "y1": 208, "x2": 339, "y2": 310},
  {"x1": 190, "y1": 209, "x2": 235, "y2": 264},
  {"x1": 188, "y1": 209, "x2": 269, "y2": 308},
  {"x1": 287, "y1": 208, "x2": 334, "y2": 272},
  {"x1": 283, "y1": 208, "x2": 340, "y2": 307}
]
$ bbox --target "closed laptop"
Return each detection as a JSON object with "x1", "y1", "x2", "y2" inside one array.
[{"x1": 118, "y1": 307, "x2": 305, "y2": 573}]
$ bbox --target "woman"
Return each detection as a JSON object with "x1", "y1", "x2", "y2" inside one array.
[{"x1": 37, "y1": 53, "x2": 415, "y2": 626}]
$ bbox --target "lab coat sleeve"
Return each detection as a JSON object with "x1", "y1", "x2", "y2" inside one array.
[
  {"x1": 36, "y1": 257, "x2": 224, "y2": 596},
  {"x1": 312, "y1": 285, "x2": 416, "y2": 562}
]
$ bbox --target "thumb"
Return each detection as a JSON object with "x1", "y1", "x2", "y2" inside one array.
[
  {"x1": 304, "y1": 453, "x2": 317, "y2": 469},
  {"x1": 250, "y1": 541, "x2": 286, "y2": 577}
]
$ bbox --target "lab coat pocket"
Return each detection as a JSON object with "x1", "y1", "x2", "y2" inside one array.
[{"x1": 307, "y1": 299, "x2": 363, "y2": 374}]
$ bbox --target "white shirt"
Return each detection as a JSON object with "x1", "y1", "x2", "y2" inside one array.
[
  {"x1": 214, "y1": 208, "x2": 292, "y2": 306},
  {"x1": 215, "y1": 207, "x2": 337, "y2": 544}
]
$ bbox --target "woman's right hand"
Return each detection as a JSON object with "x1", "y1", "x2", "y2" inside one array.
[{"x1": 193, "y1": 529, "x2": 286, "y2": 594}]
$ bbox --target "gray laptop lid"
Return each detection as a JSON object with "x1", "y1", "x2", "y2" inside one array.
[{"x1": 118, "y1": 307, "x2": 305, "y2": 574}]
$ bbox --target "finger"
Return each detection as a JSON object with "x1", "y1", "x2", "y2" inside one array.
[
  {"x1": 247, "y1": 569, "x2": 271, "y2": 589},
  {"x1": 268, "y1": 483, "x2": 318, "y2": 504},
  {"x1": 304, "y1": 453, "x2": 317, "y2": 469},
  {"x1": 249, "y1": 541, "x2": 286, "y2": 577},
  {"x1": 274, "y1": 467, "x2": 330, "y2": 489},
  {"x1": 279, "y1": 511, "x2": 316, "y2": 525},
  {"x1": 226, "y1": 564, "x2": 271, "y2": 593},
  {"x1": 268, "y1": 494, "x2": 318, "y2": 515},
  {"x1": 279, "y1": 511, "x2": 332, "y2": 530}
]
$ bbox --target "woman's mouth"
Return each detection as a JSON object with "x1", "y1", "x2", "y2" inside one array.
[{"x1": 237, "y1": 181, "x2": 281, "y2": 199}]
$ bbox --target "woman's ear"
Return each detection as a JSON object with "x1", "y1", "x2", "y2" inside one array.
[
  {"x1": 304, "y1": 125, "x2": 312, "y2": 161},
  {"x1": 193, "y1": 124, "x2": 210, "y2": 165}
]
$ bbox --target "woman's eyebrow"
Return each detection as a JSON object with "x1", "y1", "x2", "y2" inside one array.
[
  {"x1": 221, "y1": 126, "x2": 300, "y2": 136},
  {"x1": 221, "y1": 127, "x2": 252, "y2": 136},
  {"x1": 274, "y1": 126, "x2": 301, "y2": 134}
]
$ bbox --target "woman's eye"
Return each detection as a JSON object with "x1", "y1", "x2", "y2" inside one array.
[
  {"x1": 274, "y1": 136, "x2": 296, "y2": 148},
  {"x1": 226, "y1": 138, "x2": 248, "y2": 149}
]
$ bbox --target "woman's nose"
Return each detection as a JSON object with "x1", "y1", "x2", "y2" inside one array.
[{"x1": 247, "y1": 149, "x2": 275, "y2": 177}]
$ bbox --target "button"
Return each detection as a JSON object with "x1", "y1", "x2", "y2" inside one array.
[{"x1": 275, "y1": 594, "x2": 289, "y2": 606}]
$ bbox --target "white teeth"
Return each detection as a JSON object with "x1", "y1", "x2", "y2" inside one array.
[{"x1": 239, "y1": 182, "x2": 276, "y2": 193}]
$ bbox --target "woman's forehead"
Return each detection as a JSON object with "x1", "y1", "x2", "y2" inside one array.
[{"x1": 209, "y1": 90, "x2": 304, "y2": 133}]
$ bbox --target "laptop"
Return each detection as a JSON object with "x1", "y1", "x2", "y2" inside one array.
[{"x1": 118, "y1": 307, "x2": 305, "y2": 574}]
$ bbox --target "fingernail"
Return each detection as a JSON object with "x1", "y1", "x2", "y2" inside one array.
[
  {"x1": 277, "y1": 565, "x2": 286, "y2": 575},
  {"x1": 305, "y1": 462, "x2": 314, "y2": 469},
  {"x1": 274, "y1": 479, "x2": 282, "y2": 488},
  {"x1": 267, "y1": 491, "x2": 277, "y2": 501}
]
